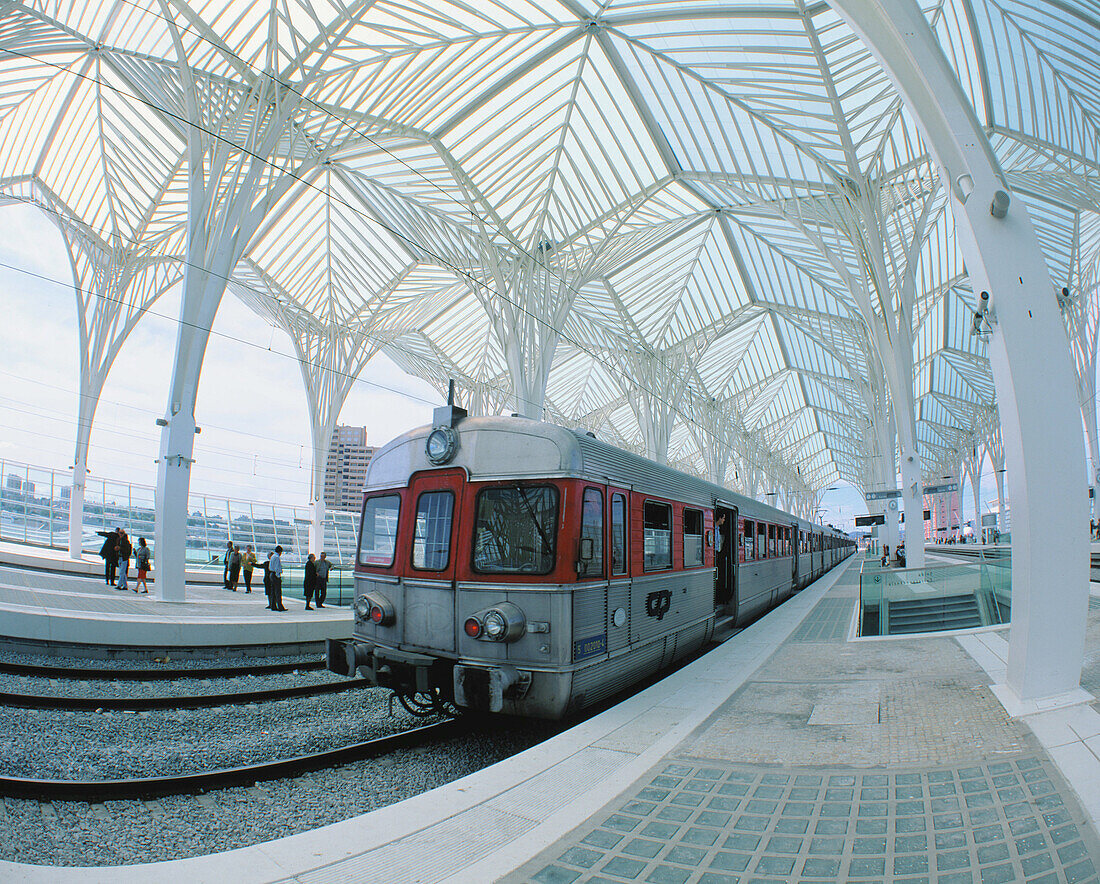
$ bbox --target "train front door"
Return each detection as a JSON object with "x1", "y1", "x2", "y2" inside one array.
[
  {"x1": 403, "y1": 469, "x2": 464, "y2": 653},
  {"x1": 714, "y1": 504, "x2": 737, "y2": 615}
]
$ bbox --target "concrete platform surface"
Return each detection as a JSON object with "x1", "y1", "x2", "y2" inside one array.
[
  {"x1": 2, "y1": 554, "x2": 1099, "y2": 882},
  {"x1": 0, "y1": 542, "x2": 350, "y2": 649}
]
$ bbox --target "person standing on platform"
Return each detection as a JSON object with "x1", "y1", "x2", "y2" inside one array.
[
  {"x1": 116, "y1": 529, "x2": 132, "y2": 590},
  {"x1": 222, "y1": 540, "x2": 233, "y2": 589},
  {"x1": 98, "y1": 530, "x2": 118, "y2": 586},
  {"x1": 228, "y1": 545, "x2": 241, "y2": 591},
  {"x1": 134, "y1": 537, "x2": 151, "y2": 593},
  {"x1": 242, "y1": 545, "x2": 257, "y2": 593},
  {"x1": 315, "y1": 551, "x2": 331, "y2": 608},
  {"x1": 260, "y1": 551, "x2": 271, "y2": 606},
  {"x1": 269, "y1": 545, "x2": 286, "y2": 611},
  {"x1": 303, "y1": 553, "x2": 317, "y2": 610}
]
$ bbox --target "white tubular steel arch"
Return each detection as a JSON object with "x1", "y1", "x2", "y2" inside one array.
[{"x1": 830, "y1": 0, "x2": 1088, "y2": 706}]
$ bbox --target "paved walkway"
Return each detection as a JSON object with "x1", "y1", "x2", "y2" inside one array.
[{"x1": 505, "y1": 562, "x2": 1100, "y2": 884}]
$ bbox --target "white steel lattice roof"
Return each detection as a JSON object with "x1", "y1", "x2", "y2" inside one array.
[{"x1": 0, "y1": 0, "x2": 1097, "y2": 495}]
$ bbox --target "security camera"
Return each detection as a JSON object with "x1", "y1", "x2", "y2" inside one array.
[
  {"x1": 990, "y1": 190, "x2": 1010, "y2": 219},
  {"x1": 979, "y1": 291, "x2": 990, "y2": 304}
]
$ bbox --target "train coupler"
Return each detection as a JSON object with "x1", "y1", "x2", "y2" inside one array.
[{"x1": 454, "y1": 664, "x2": 532, "y2": 713}]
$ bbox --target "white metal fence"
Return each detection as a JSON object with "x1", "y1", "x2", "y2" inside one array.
[{"x1": 0, "y1": 458, "x2": 360, "y2": 568}]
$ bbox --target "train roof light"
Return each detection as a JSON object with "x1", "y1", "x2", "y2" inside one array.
[{"x1": 426, "y1": 426, "x2": 458, "y2": 464}]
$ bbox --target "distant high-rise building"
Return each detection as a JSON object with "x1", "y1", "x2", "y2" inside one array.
[{"x1": 324, "y1": 425, "x2": 375, "y2": 511}]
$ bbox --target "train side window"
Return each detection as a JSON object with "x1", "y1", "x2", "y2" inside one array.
[
  {"x1": 472, "y1": 485, "x2": 558, "y2": 574},
  {"x1": 683, "y1": 508, "x2": 703, "y2": 567},
  {"x1": 643, "y1": 501, "x2": 672, "y2": 571},
  {"x1": 578, "y1": 487, "x2": 604, "y2": 578},
  {"x1": 743, "y1": 519, "x2": 755, "y2": 560},
  {"x1": 784, "y1": 527, "x2": 791, "y2": 556},
  {"x1": 358, "y1": 494, "x2": 401, "y2": 567},
  {"x1": 758, "y1": 521, "x2": 767, "y2": 558},
  {"x1": 768, "y1": 524, "x2": 776, "y2": 557},
  {"x1": 611, "y1": 493, "x2": 627, "y2": 575},
  {"x1": 411, "y1": 491, "x2": 454, "y2": 571}
]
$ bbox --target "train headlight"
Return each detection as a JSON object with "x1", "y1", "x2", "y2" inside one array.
[
  {"x1": 483, "y1": 610, "x2": 507, "y2": 639},
  {"x1": 356, "y1": 592, "x2": 395, "y2": 626},
  {"x1": 464, "y1": 603, "x2": 526, "y2": 642},
  {"x1": 425, "y1": 426, "x2": 458, "y2": 465}
]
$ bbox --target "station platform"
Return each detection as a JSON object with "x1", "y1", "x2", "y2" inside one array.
[
  {"x1": 2, "y1": 554, "x2": 1099, "y2": 882},
  {"x1": 0, "y1": 540, "x2": 349, "y2": 655}
]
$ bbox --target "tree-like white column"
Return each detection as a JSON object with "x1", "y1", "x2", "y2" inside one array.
[{"x1": 833, "y1": 0, "x2": 1089, "y2": 706}]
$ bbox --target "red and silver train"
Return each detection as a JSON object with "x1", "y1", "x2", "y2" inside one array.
[{"x1": 327, "y1": 408, "x2": 853, "y2": 719}]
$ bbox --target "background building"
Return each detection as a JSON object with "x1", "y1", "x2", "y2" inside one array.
[{"x1": 323, "y1": 426, "x2": 374, "y2": 512}]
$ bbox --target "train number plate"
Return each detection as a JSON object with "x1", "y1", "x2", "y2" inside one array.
[{"x1": 573, "y1": 633, "x2": 607, "y2": 661}]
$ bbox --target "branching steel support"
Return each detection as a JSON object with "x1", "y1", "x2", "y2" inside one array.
[{"x1": 832, "y1": 0, "x2": 1089, "y2": 706}]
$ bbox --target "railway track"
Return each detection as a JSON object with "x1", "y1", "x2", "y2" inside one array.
[
  {"x1": 0, "y1": 678, "x2": 370, "y2": 711},
  {"x1": 0, "y1": 719, "x2": 463, "y2": 801},
  {"x1": 0, "y1": 659, "x2": 325, "y2": 680}
]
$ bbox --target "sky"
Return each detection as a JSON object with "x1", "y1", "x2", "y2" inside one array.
[{"x1": 0, "y1": 202, "x2": 1008, "y2": 532}]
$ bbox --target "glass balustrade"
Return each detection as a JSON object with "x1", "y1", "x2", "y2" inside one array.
[{"x1": 859, "y1": 550, "x2": 1012, "y2": 636}]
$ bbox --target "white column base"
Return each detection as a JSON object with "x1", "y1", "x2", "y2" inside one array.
[
  {"x1": 990, "y1": 684, "x2": 1095, "y2": 719},
  {"x1": 67, "y1": 478, "x2": 85, "y2": 560}
]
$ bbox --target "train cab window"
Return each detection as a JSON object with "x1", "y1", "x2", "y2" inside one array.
[
  {"x1": 472, "y1": 485, "x2": 558, "y2": 574},
  {"x1": 683, "y1": 508, "x2": 703, "y2": 567},
  {"x1": 578, "y1": 488, "x2": 604, "y2": 578},
  {"x1": 611, "y1": 493, "x2": 627, "y2": 576},
  {"x1": 758, "y1": 522, "x2": 768, "y2": 558},
  {"x1": 358, "y1": 494, "x2": 401, "y2": 567},
  {"x1": 643, "y1": 501, "x2": 672, "y2": 571},
  {"x1": 411, "y1": 491, "x2": 454, "y2": 571},
  {"x1": 743, "y1": 519, "x2": 755, "y2": 560}
]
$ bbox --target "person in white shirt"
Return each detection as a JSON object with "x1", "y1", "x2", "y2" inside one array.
[{"x1": 269, "y1": 546, "x2": 286, "y2": 611}]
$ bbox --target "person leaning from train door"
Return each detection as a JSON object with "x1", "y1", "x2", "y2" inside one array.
[
  {"x1": 269, "y1": 545, "x2": 286, "y2": 611},
  {"x1": 714, "y1": 512, "x2": 731, "y2": 606},
  {"x1": 303, "y1": 553, "x2": 317, "y2": 610},
  {"x1": 314, "y1": 551, "x2": 330, "y2": 608}
]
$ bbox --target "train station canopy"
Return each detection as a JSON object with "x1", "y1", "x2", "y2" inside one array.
[{"x1": 0, "y1": 0, "x2": 1097, "y2": 496}]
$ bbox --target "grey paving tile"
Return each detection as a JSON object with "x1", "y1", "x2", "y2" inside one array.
[{"x1": 508, "y1": 754, "x2": 1100, "y2": 884}]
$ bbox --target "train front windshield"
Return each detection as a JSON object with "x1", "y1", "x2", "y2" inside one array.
[{"x1": 472, "y1": 485, "x2": 558, "y2": 574}]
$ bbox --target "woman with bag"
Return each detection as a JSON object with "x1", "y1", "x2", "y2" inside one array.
[{"x1": 134, "y1": 538, "x2": 151, "y2": 593}]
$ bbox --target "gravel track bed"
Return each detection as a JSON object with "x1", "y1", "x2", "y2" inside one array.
[
  {"x1": 0, "y1": 650, "x2": 320, "y2": 672},
  {"x1": 0, "y1": 719, "x2": 558, "y2": 867},
  {"x1": 0, "y1": 667, "x2": 344, "y2": 700},
  {"x1": 0, "y1": 688, "x2": 430, "y2": 779}
]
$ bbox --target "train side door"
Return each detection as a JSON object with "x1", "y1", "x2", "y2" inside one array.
[
  {"x1": 791, "y1": 522, "x2": 799, "y2": 585},
  {"x1": 403, "y1": 470, "x2": 464, "y2": 653},
  {"x1": 714, "y1": 504, "x2": 737, "y2": 615},
  {"x1": 606, "y1": 488, "x2": 631, "y2": 655}
]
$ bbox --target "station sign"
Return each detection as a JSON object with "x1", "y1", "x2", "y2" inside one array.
[
  {"x1": 864, "y1": 489, "x2": 901, "y2": 501},
  {"x1": 923, "y1": 483, "x2": 958, "y2": 494},
  {"x1": 855, "y1": 514, "x2": 886, "y2": 526}
]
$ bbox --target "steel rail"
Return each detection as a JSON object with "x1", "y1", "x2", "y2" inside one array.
[
  {"x1": 0, "y1": 678, "x2": 370, "y2": 711},
  {"x1": 0, "y1": 659, "x2": 325, "y2": 680},
  {"x1": 0, "y1": 719, "x2": 463, "y2": 801}
]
